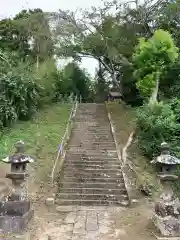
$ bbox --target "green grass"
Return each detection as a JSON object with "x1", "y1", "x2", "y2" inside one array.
[{"x1": 0, "y1": 103, "x2": 71, "y2": 183}]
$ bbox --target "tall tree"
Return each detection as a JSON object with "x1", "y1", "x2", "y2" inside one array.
[{"x1": 133, "y1": 29, "x2": 178, "y2": 103}]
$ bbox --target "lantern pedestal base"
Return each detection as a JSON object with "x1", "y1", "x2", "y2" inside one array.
[{"x1": 0, "y1": 200, "x2": 34, "y2": 233}]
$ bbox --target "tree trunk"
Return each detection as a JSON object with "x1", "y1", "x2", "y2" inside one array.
[
  {"x1": 149, "y1": 72, "x2": 160, "y2": 104},
  {"x1": 36, "y1": 55, "x2": 39, "y2": 70}
]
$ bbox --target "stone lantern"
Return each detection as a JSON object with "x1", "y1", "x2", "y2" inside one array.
[
  {"x1": 151, "y1": 142, "x2": 180, "y2": 237},
  {"x1": 151, "y1": 142, "x2": 180, "y2": 179},
  {"x1": 0, "y1": 141, "x2": 34, "y2": 234}
]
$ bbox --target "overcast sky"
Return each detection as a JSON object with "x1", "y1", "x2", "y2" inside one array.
[{"x1": 0, "y1": 0, "x2": 101, "y2": 76}]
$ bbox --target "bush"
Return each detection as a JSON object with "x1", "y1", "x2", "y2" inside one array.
[
  {"x1": 33, "y1": 59, "x2": 59, "y2": 104},
  {"x1": 54, "y1": 62, "x2": 93, "y2": 102},
  {"x1": 136, "y1": 102, "x2": 177, "y2": 158},
  {"x1": 170, "y1": 98, "x2": 180, "y2": 123},
  {"x1": 0, "y1": 67, "x2": 40, "y2": 127}
]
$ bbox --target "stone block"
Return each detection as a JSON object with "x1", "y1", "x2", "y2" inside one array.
[
  {"x1": 0, "y1": 209, "x2": 34, "y2": 234},
  {"x1": 153, "y1": 214, "x2": 180, "y2": 237},
  {"x1": 45, "y1": 198, "x2": 54, "y2": 206},
  {"x1": 0, "y1": 200, "x2": 30, "y2": 216},
  {"x1": 56, "y1": 205, "x2": 76, "y2": 212}
]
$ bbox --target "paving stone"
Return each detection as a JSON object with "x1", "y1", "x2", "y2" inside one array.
[
  {"x1": 58, "y1": 224, "x2": 74, "y2": 233},
  {"x1": 79, "y1": 206, "x2": 106, "y2": 211},
  {"x1": 99, "y1": 225, "x2": 112, "y2": 234},
  {"x1": 115, "y1": 228, "x2": 127, "y2": 237},
  {"x1": 56, "y1": 206, "x2": 77, "y2": 212},
  {"x1": 86, "y1": 211, "x2": 99, "y2": 231},
  {"x1": 45, "y1": 197, "x2": 55, "y2": 206},
  {"x1": 71, "y1": 234, "x2": 86, "y2": 240},
  {"x1": 65, "y1": 212, "x2": 77, "y2": 224},
  {"x1": 5, "y1": 233, "x2": 31, "y2": 240},
  {"x1": 86, "y1": 231, "x2": 100, "y2": 240},
  {"x1": 73, "y1": 211, "x2": 87, "y2": 234}
]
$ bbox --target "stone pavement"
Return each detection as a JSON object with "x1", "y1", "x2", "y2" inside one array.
[{"x1": 38, "y1": 206, "x2": 128, "y2": 240}]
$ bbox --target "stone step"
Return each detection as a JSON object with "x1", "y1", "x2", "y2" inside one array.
[
  {"x1": 59, "y1": 181, "x2": 125, "y2": 189},
  {"x1": 65, "y1": 154, "x2": 118, "y2": 161},
  {"x1": 69, "y1": 141, "x2": 114, "y2": 144},
  {"x1": 66, "y1": 150, "x2": 118, "y2": 156},
  {"x1": 67, "y1": 147, "x2": 116, "y2": 152},
  {"x1": 63, "y1": 166, "x2": 121, "y2": 172},
  {"x1": 58, "y1": 188, "x2": 127, "y2": 194},
  {"x1": 63, "y1": 163, "x2": 121, "y2": 169},
  {"x1": 63, "y1": 172, "x2": 123, "y2": 179},
  {"x1": 61, "y1": 176, "x2": 124, "y2": 183},
  {"x1": 57, "y1": 193, "x2": 128, "y2": 201},
  {"x1": 68, "y1": 143, "x2": 115, "y2": 147},
  {"x1": 56, "y1": 199, "x2": 129, "y2": 206},
  {"x1": 64, "y1": 159, "x2": 120, "y2": 165},
  {"x1": 63, "y1": 167, "x2": 122, "y2": 172},
  {"x1": 71, "y1": 130, "x2": 111, "y2": 133},
  {"x1": 68, "y1": 142, "x2": 115, "y2": 146},
  {"x1": 62, "y1": 168, "x2": 122, "y2": 174}
]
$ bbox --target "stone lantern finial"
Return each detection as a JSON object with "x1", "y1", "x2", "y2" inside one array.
[{"x1": 14, "y1": 140, "x2": 25, "y2": 153}]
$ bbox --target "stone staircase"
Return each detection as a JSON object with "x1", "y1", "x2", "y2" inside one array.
[{"x1": 57, "y1": 103, "x2": 129, "y2": 206}]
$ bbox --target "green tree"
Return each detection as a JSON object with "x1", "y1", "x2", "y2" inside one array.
[
  {"x1": 0, "y1": 9, "x2": 53, "y2": 63},
  {"x1": 55, "y1": 62, "x2": 91, "y2": 102},
  {"x1": 133, "y1": 29, "x2": 178, "y2": 103},
  {"x1": 14, "y1": 9, "x2": 53, "y2": 67}
]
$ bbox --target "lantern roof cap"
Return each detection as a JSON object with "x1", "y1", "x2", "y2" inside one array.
[{"x1": 151, "y1": 142, "x2": 180, "y2": 165}]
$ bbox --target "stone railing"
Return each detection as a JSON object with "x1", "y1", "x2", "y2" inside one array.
[{"x1": 51, "y1": 96, "x2": 78, "y2": 184}]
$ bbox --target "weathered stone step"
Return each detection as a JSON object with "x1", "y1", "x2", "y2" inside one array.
[
  {"x1": 57, "y1": 193, "x2": 128, "y2": 201},
  {"x1": 56, "y1": 198, "x2": 129, "y2": 206},
  {"x1": 59, "y1": 181, "x2": 125, "y2": 189},
  {"x1": 68, "y1": 144, "x2": 115, "y2": 148},
  {"x1": 63, "y1": 168, "x2": 122, "y2": 174},
  {"x1": 61, "y1": 177, "x2": 124, "y2": 183},
  {"x1": 64, "y1": 160, "x2": 120, "y2": 165},
  {"x1": 63, "y1": 163, "x2": 121, "y2": 169},
  {"x1": 66, "y1": 150, "x2": 118, "y2": 156},
  {"x1": 63, "y1": 166, "x2": 121, "y2": 172},
  {"x1": 71, "y1": 130, "x2": 111, "y2": 133},
  {"x1": 67, "y1": 145, "x2": 114, "y2": 152},
  {"x1": 63, "y1": 172, "x2": 123, "y2": 179},
  {"x1": 65, "y1": 154, "x2": 118, "y2": 161},
  {"x1": 58, "y1": 188, "x2": 127, "y2": 194},
  {"x1": 68, "y1": 142, "x2": 115, "y2": 146}
]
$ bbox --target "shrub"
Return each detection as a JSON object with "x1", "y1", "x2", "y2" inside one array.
[
  {"x1": 0, "y1": 67, "x2": 41, "y2": 127},
  {"x1": 33, "y1": 59, "x2": 59, "y2": 104},
  {"x1": 170, "y1": 98, "x2": 180, "y2": 123},
  {"x1": 136, "y1": 102, "x2": 177, "y2": 158}
]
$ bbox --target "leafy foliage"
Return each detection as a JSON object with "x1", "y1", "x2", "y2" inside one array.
[
  {"x1": 0, "y1": 65, "x2": 40, "y2": 127},
  {"x1": 55, "y1": 62, "x2": 93, "y2": 102},
  {"x1": 136, "y1": 102, "x2": 177, "y2": 158},
  {"x1": 33, "y1": 59, "x2": 58, "y2": 104},
  {"x1": 133, "y1": 29, "x2": 178, "y2": 101}
]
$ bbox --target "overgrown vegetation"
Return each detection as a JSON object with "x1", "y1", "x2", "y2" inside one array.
[
  {"x1": 0, "y1": 104, "x2": 70, "y2": 182},
  {"x1": 2, "y1": 0, "x2": 180, "y2": 190}
]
